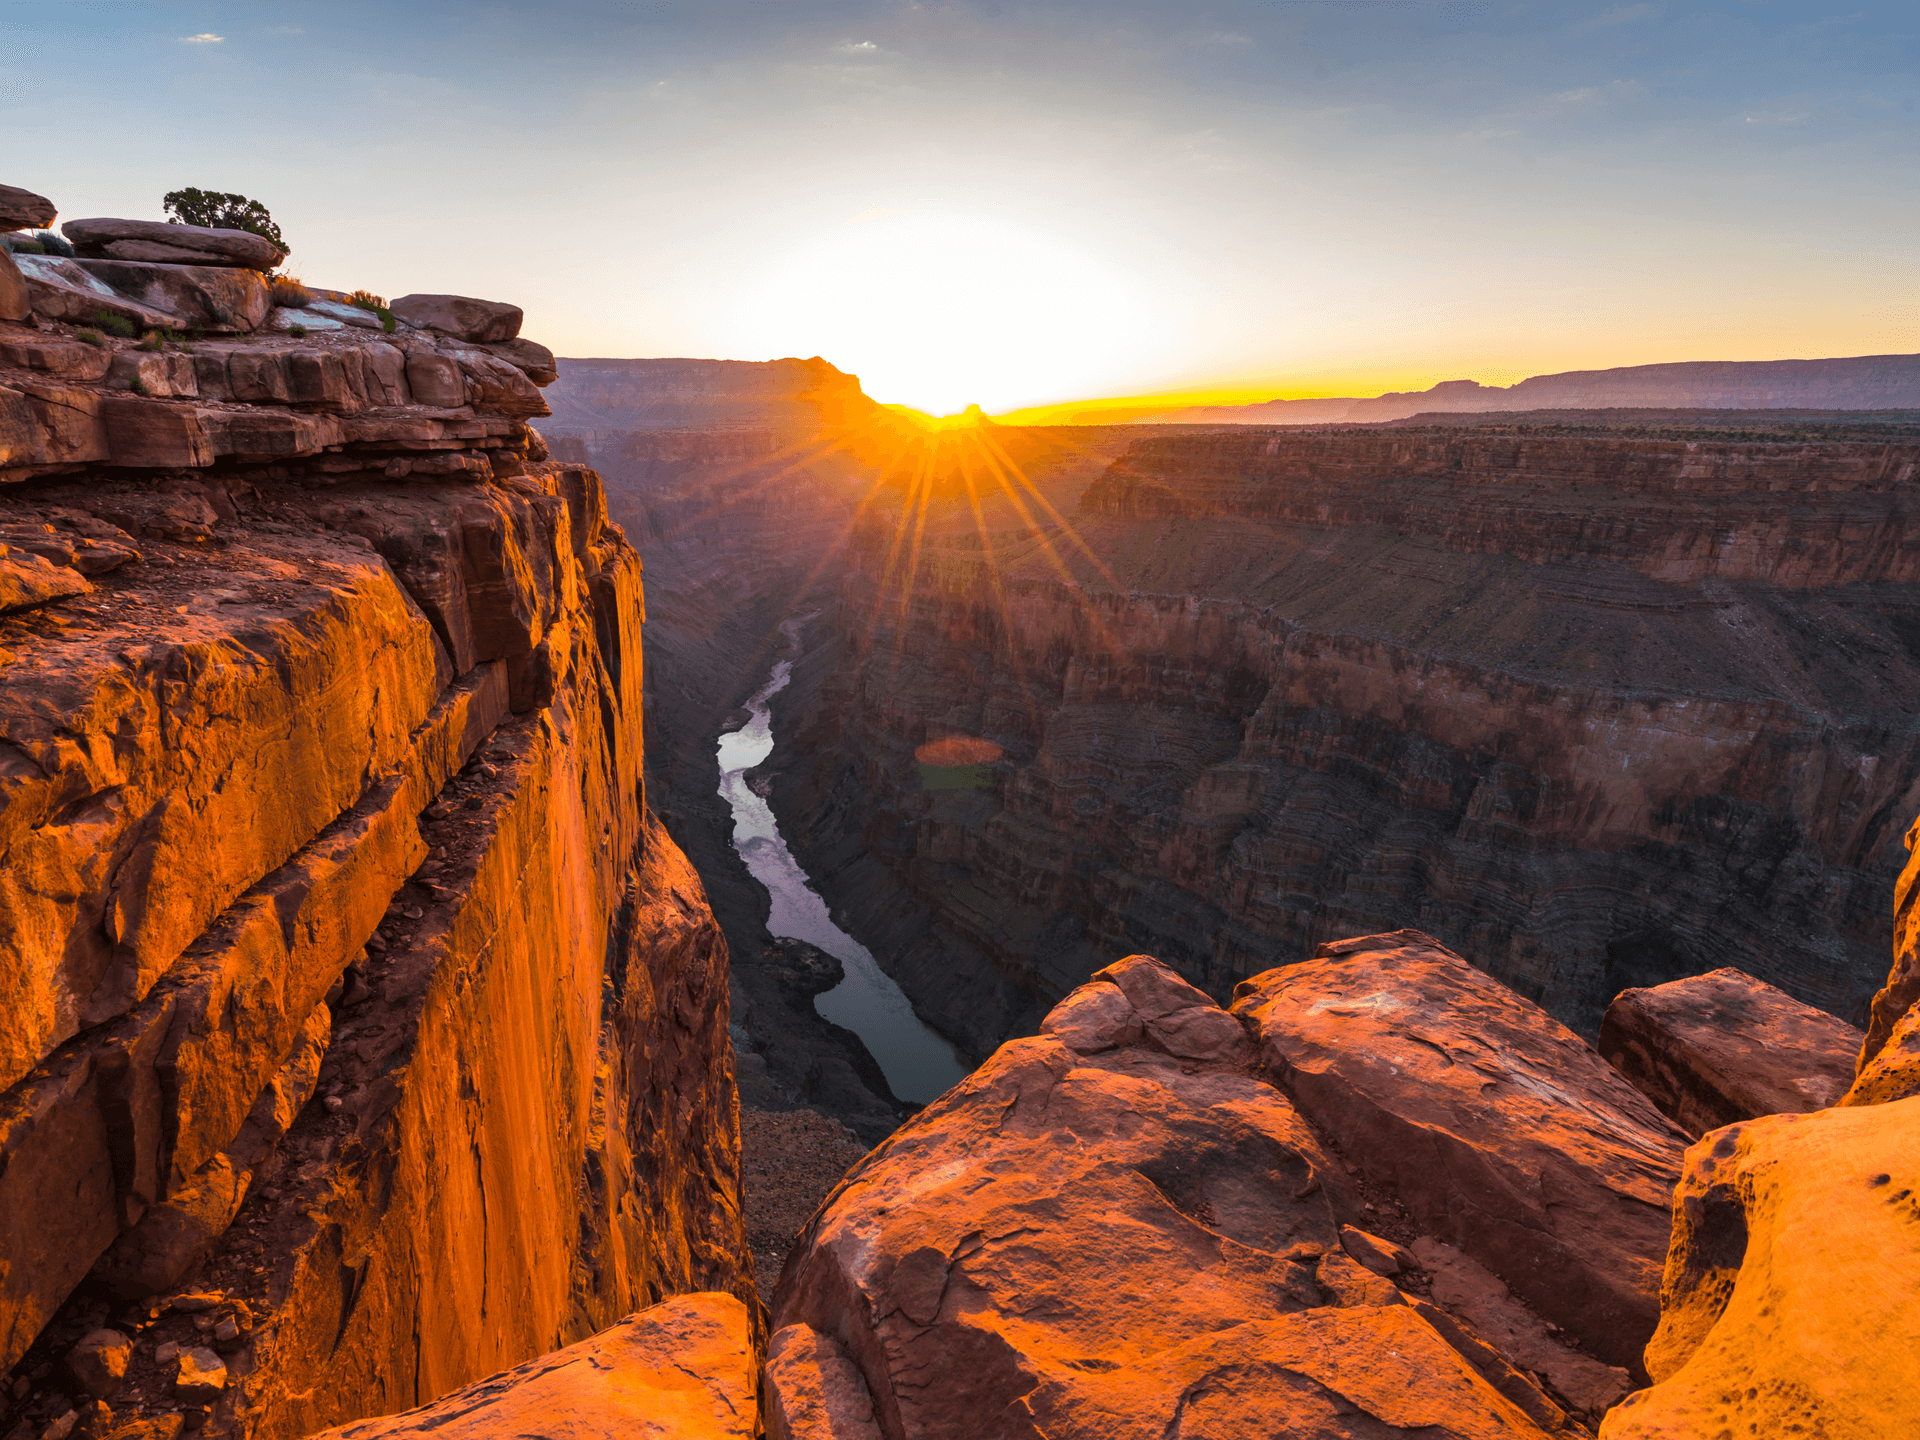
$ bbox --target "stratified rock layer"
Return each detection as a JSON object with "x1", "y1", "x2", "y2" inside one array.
[
  {"x1": 768, "y1": 953, "x2": 1619, "y2": 1438},
  {"x1": 1599, "y1": 968, "x2": 1862, "y2": 1135},
  {"x1": 772, "y1": 423, "x2": 1920, "y2": 1058},
  {"x1": 1232, "y1": 932, "x2": 1687, "y2": 1372},
  {"x1": 304, "y1": 1293, "x2": 757, "y2": 1440}
]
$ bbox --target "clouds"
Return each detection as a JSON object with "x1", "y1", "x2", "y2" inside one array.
[{"x1": 178, "y1": 32, "x2": 222, "y2": 44}]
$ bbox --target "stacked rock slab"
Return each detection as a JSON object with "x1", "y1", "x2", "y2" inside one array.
[
  {"x1": 1598, "y1": 968, "x2": 1863, "y2": 1135},
  {"x1": 766, "y1": 948, "x2": 1685, "y2": 1437},
  {"x1": 0, "y1": 240, "x2": 752, "y2": 1440}
]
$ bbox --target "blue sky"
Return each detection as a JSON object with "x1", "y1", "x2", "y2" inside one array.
[{"x1": 2, "y1": 1, "x2": 1914, "y2": 411}]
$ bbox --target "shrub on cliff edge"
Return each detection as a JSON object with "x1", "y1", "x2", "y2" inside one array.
[{"x1": 162, "y1": 188, "x2": 287, "y2": 255}]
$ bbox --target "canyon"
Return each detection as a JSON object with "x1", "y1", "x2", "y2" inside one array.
[
  {"x1": 762, "y1": 418, "x2": 1920, "y2": 1055},
  {"x1": 4, "y1": 182, "x2": 1918, "y2": 1440}
]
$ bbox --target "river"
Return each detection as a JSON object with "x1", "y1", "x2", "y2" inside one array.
[{"x1": 716, "y1": 654, "x2": 971, "y2": 1106}]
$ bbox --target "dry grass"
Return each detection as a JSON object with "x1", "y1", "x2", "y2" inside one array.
[{"x1": 270, "y1": 274, "x2": 312, "y2": 308}]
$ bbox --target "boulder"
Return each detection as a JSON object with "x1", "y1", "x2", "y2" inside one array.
[
  {"x1": 1602, "y1": 1096, "x2": 1920, "y2": 1438},
  {"x1": 454, "y1": 352, "x2": 548, "y2": 418},
  {"x1": 1599, "y1": 968, "x2": 1862, "y2": 1136},
  {"x1": 99, "y1": 398, "x2": 216, "y2": 468},
  {"x1": 0, "y1": 184, "x2": 56, "y2": 231},
  {"x1": 1232, "y1": 930, "x2": 1689, "y2": 1372},
  {"x1": 61, "y1": 219, "x2": 284, "y2": 270},
  {"x1": 0, "y1": 245, "x2": 27, "y2": 322},
  {"x1": 1340, "y1": 1224, "x2": 1416, "y2": 1277},
  {"x1": 0, "y1": 545, "x2": 92, "y2": 611},
  {"x1": 106, "y1": 352, "x2": 197, "y2": 399},
  {"x1": 389, "y1": 293, "x2": 522, "y2": 343},
  {"x1": 481, "y1": 337, "x2": 557, "y2": 386},
  {"x1": 66, "y1": 1330, "x2": 132, "y2": 1399},
  {"x1": 171, "y1": 1347, "x2": 227, "y2": 1404},
  {"x1": 303, "y1": 1293, "x2": 756, "y2": 1440},
  {"x1": 769, "y1": 955, "x2": 1564, "y2": 1439}
]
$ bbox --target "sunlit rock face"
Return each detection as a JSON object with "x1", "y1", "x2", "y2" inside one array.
[
  {"x1": 771, "y1": 424, "x2": 1920, "y2": 1054},
  {"x1": 0, "y1": 293, "x2": 752, "y2": 1439},
  {"x1": 766, "y1": 944, "x2": 1669, "y2": 1437}
]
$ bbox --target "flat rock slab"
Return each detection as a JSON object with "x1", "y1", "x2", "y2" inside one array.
[
  {"x1": 1232, "y1": 929, "x2": 1688, "y2": 1373},
  {"x1": 1600, "y1": 967, "x2": 1863, "y2": 1136},
  {"x1": 770, "y1": 955, "x2": 1560, "y2": 1440},
  {"x1": 1604, "y1": 1095, "x2": 1920, "y2": 1438},
  {"x1": 389, "y1": 293, "x2": 522, "y2": 343},
  {"x1": 62, "y1": 218, "x2": 283, "y2": 270},
  {"x1": 0, "y1": 184, "x2": 56, "y2": 230},
  {"x1": 302, "y1": 1293, "x2": 756, "y2": 1440}
]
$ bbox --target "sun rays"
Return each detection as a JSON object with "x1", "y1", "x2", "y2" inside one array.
[{"x1": 630, "y1": 399, "x2": 1134, "y2": 755}]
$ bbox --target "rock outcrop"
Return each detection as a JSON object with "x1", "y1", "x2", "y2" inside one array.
[
  {"x1": 62, "y1": 221, "x2": 284, "y2": 272},
  {"x1": 0, "y1": 206, "x2": 752, "y2": 1440},
  {"x1": 1601, "y1": 1097, "x2": 1920, "y2": 1438},
  {"x1": 767, "y1": 950, "x2": 1666, "y2": 1436},
  {"x1": 770, "y1": 421, "x2": 1920, "y2": 1059},
  {"x1": 1599, "y1": 969, "x2": 1862, "y2": 1135},
  {"x1": 305, "y1": 1293, "x2": 756, "y2": 1440},
  {"x1": 1233, "y1": 932, "x2": 1686, "y2": 1372},
  {"x1": 0, "y1": 185, "x2": 56, "y2": 231}
]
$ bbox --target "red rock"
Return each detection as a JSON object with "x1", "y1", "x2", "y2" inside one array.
[
  {"x1": 304, "y1": 1294, "x2": 755, "y2": 1440},
  {"x1": 0, "y1": 544, "x2": 91, "y2": 611},
  {"x1": 1340, "y1": 1224, "x2": 1415, "y2": 1277},
  {"x1": 1602, "y1": 1097, "x2": 1920, "y2": 1438},
  {"x1": 1599, "y1": 968, "x2": 1862, "y2": 1136},
  {"x1": 66, "y1": 1329, "x2": 132, "y2": 1398},
  {"x1": 1854, "y1": 813, "x2": 1920, "y2": 1093},
  {"x1": 1232, "y1": 930, "x2": 1688, "y2": 1373},
  {"x1": 0, "y1": 339, "x2": 113, "y2": 381},
  {"x1": 171, "y1": 1347, "x2": 225, "y2": 1403},
  {"x1": 480, "y1": 338, "x2": 556, "y2": 387},
  {"x1": 11, "y1": 255, "x2": 180, "y2": 332},
  {"x1": 0, "y1": 246, "x2": 27, "y2": 322},
  {"x1": 0, "y1": 184, "x2": 57, "y2": 231},
  {"x1": 61, "y1": 219, "x2": 283, "y2": 271},
  {"x1": 404, "y1": 352, "x2": 466, "y2": 408},
  {"x1": 770, "y1": 956, "x2": 1560, "y2": 1439},
  {"x1": 99, "y1": 398, "x2": 215, "y2": 468},
  {"x1": 389, "y1": 294, "x2": 522, "y2": 344}
]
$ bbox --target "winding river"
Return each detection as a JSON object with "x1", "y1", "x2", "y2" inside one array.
[{"x1": 716, "y1": 654, "x2": 971, "y2": 1106}]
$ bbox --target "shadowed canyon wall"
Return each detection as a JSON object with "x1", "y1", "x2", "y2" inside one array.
[
  {"x1": 0, "y1": 268, "x2": 751, "y2": 1440},
  {"x1": 768, "y1": 422, "x2": 1920, "y2": 1055}
]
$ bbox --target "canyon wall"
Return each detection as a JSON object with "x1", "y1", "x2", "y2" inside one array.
[
  {"x1": 0, "y1": 243, "x2": 751, "y2": 1440},
  {"x1": 771, "y1": 422, "x2": 1920, "y2": 1055}
]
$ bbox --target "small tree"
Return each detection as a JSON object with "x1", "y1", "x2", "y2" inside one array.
[{"x1": 162, "y1": 188, "x2": 287, "y2": 255}]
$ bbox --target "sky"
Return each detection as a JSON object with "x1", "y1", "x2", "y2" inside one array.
[{"x1": 2, "y1": 1, "x2": 1915, "y2": 414}]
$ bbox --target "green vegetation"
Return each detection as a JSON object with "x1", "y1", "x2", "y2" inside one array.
[
  {"x1": 76, "y1": 330, "x2": 105, "y2": 348},
  {"x1": 3, "y1": 237, "x2": 43, "y2": 254},
  {"x1": 286, "y1": 323, "x2": 309, "y2": 338},
  {"x1": 129, "y1": 376, "x2": 150, "y2": 397},
  {"x1": 163, "y1": 188, "x2": 286, "y2": 254},
  {"x1": 91, "y1": 311, "x2": 136, "y2": 338},
  {"x1": 34, "y1": 232, "x2": 75, "y2": 258}
]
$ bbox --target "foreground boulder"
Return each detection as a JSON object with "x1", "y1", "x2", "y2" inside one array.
[
  {"x1": 1232, "y1": 931, "x2": 1689, "y2": 1372},
  {"x1": 1599, "y1": 968, "x2": 1861, "y2": 1135},
  {"x1": 768, "y1": 954, "x2": 1576, "y2": 1439},
  {"x1": 1849, "y1": 813, "x2": 1920, "y2": 1105},
  {"x1": 305, "y1": 1294, "x2": 756, "y2": 1440},
  {"x1": 1601, "y1": 1097, "x2": 1920, "y2": 1438}
]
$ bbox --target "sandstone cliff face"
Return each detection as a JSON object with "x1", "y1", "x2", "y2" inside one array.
[
  {"x1": 0, "y1": 279, "x2": 751, "y2": 1440},
  {"x1": 771, "y1": 424, "x2": 1920, "y2": 1055}
]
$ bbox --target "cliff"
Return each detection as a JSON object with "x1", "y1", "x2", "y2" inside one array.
[
  {"x1": 0, "y1": 198, "x2": 752, "y2": 1440},
  {"x1": 769, "y1": 422, "x2": 1920, "y2": 1055}
]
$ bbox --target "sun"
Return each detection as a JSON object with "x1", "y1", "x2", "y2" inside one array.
[{"x1": 726, "y1": 209, "x2": 1169, "y2": 415}]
